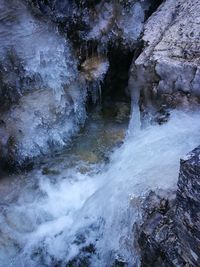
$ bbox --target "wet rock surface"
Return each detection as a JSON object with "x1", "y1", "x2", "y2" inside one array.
[
  {"x1": 137, "y1": 146, "x2": 200, "y2": 267},
  {"x1": 130, "y1": 0, "x2": 200, "y2": 120}
]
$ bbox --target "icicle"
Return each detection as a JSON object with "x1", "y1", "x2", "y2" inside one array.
[
  {"x1": 127, "y1": 76, "x2": 141, "y2": 137},
  {"x1": 98, "y1": 80, "x2": 102, "y2": 104}
]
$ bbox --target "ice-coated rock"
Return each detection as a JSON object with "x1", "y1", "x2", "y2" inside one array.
[
  {"x1": 25, "y1": 0, "x2": 156, "y2": 49},
  {"x1": 0, "y1": 0, "x2": 163, "y2": 168},
  {"x1": 0, "y1": 0, "x2": 86, "y2": 169}
]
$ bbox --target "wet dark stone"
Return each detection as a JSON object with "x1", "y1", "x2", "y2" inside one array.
[
  {"x1": 66, "y1": 244, "x2": 95, "y2": 267},
  {"x1": 137, "y1": 146, "x2": 200, "y2": 267},
  {"x1": 42, "y1": 167, "x2": 60, "y2": 176}
]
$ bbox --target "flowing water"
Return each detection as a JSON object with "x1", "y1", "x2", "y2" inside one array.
[{"x1": 1, "y1": 106, "x2": 200, "y2": 267}]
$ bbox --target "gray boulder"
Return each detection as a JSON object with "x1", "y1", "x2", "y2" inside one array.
[
  {"x1": 137, "y1": 146, "x2": 200, "y2": 267},
  {"x1": 129, "y1": 0, "x2": 200, "y2": 118}
]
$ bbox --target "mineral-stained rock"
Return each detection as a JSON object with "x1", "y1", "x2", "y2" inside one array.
[
  {"x1": 137, "y1": 146, "x2": 200, "y2": 267},
  {"x1": 130, "y1": 0, "x2": 200, "y2": 119},
  {"x1": 80, "y1": 56, "x2": 109, "y2": 82}
]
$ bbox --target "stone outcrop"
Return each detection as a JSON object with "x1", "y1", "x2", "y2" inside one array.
[
  {"x1": 137, "y1": 146, "x2": 200, "y2": 267},
  {"x1": 130, "y1": 0, "x2": 200, "y2": 119}
]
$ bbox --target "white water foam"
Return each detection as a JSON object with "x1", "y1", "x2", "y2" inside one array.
[{"x1": 1, "y1": 110, "x2": 200, "y2": 266}]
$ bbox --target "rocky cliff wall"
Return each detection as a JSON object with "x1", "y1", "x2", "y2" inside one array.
[
  {"x1": 130, "y1": 0, "x2": 200, "y2": 123},
  {"x1": 137, "y1": 146, "x2": 200, "y2": 267}
]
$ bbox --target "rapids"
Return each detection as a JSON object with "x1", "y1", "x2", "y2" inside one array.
[{"x1": 1, "y1": 108, "x2": 200, "y2": 266}]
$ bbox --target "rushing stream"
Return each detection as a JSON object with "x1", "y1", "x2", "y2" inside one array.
[{"x1": 1, "y1": 107, "x2": 200, "y2": 267}]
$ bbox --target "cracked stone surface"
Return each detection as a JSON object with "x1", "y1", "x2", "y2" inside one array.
[
  {"x1": 137, "y1": 146, "x2": 200, "y2": 267},
  {"x1": 130, "y1": 0, "x2": 200, "y2": 116}
]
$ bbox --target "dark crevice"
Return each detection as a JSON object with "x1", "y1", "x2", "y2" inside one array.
[
  {"x1": 101, "y1": 46, "x2": 134, "y2": 104},
  {"x1": 85, "y1": 44, "x2": 134, "y2": 116},
  {"x1": 145, "y1": 0, "x2": 164, "y2": 20}
]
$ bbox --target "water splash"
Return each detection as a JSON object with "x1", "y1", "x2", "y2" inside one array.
[
  {"x1": 1, "y1": 109, "x2": 200, "y2": 266},
  {"x1": 127, "y1": 76, "x2": 141, "y2": 137}
]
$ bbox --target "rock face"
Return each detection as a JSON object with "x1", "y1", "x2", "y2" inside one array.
[
  {"x1": 176, "y1": 147, "x2": 200, "y2": 266},
  {"x1": 130, "y1": 0, "x2": 200, "y2": 120},
  {"x1": 138, "y1": 146, "x2": 200, "y2": 267}
]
